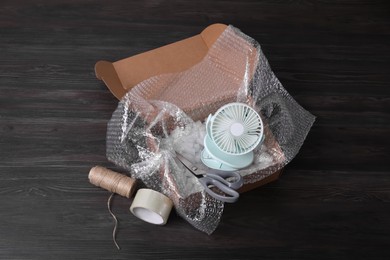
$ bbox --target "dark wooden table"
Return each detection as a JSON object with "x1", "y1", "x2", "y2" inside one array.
[{"x1": 1, "y1": 1, "x2": 389, "y2": 259}]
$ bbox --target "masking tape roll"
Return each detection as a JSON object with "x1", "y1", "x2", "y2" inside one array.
[{"x1": 130, "y1": 189, "x2": 173, "y2": 225}]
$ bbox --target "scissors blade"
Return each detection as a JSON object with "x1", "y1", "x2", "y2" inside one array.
[{"x1": 175, "y1": 153, "x2": 204, "y2": 176}]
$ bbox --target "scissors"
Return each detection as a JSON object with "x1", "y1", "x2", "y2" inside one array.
[{"x1": 175, "y1": 153, "x2": 243, "y2": 203}]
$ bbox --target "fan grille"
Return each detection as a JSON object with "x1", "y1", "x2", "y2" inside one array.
[{"x1": 210, "y1": 103, "x2": 263, "y2": 155}]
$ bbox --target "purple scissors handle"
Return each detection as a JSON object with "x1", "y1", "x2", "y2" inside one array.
[{"x1": 175, "y1": 153, "x2": 243, "y2": 203}]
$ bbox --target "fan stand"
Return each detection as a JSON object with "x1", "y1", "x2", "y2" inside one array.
[{"x1": 201, "y1": 135, "x2": 254, "y2": 171}]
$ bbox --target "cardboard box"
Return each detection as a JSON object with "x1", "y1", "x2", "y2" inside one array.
[{"x1": 95, "y1": 23, "x2": 282, "y2": 192}]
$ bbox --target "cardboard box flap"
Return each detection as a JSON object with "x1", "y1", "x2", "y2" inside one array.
[{"x1": 95, "y1": 23, "x2": 228, "y2": 100}]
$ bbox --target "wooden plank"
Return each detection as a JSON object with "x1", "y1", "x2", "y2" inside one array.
[{"x1": 0, "y1": 0, "x2": 389, "y2": 259}]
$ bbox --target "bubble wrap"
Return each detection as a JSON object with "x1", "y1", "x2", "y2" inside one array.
[{"x1": 106, "y1": 25, "x2": 315, "y2": 234}]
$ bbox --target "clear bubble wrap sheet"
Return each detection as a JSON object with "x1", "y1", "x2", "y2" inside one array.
[{"x1": 106, "y1": 25, "x2": 315, "y2": 234}]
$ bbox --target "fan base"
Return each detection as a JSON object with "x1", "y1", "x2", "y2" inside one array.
[{"x1": 201, "y1": 135, "x2": 254, "y2": 171}]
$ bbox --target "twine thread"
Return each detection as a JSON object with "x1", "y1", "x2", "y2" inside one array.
[
  {"x1": 89, "y1": 166, "x2": 136, "y2": 198},
  {"x1": 89, "y1": 166, "x2": 137, "y2": 250},
  {"x1": 107, "y1": 193, "x2": 120, "y2": 250}
]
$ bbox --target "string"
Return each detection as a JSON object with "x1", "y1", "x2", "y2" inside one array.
[
  {"x1": 107, "y1": 193, "x2": 120, "y2": 250},
  {"x1": 89, "y1": 166, "x2": 136, "y2": 198},
  {"x1": 89, "y1": 166, "x2": 137, "y2": 250}
]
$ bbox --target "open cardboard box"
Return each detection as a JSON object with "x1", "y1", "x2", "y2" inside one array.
[{"x1": 95, "y1": 23, "x2": 282, "y2": 193}]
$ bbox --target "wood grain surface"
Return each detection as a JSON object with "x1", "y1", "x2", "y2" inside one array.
[{"x1": 1, "y1": 0, "x2": 389, "y2": 259}]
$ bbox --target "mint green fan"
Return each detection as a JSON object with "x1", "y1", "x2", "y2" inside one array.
[{"x1": 201, "y1": 103, "x2": 264, "y2": 171}]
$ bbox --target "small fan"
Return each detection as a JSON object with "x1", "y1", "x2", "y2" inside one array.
[{"x1": 201, "y1": 102, "x2": 264, "y2": 171}]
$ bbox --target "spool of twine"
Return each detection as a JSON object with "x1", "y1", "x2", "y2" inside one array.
[{"x1": 89, "y1": 166, "x2": 136, "y2": 198}]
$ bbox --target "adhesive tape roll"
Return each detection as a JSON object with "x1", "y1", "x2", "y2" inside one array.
[{"x1": 130, "y1": 189, "x2": 173, "y2": 225}]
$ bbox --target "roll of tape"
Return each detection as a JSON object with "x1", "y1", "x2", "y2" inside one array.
[{"x1": 130, "y1": 189, "x2": 173, "y2": 225}]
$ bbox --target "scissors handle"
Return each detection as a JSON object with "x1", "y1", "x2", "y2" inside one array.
[
  {"x1": 198, "y1": 172, "x2": 243, "y2": 203},
  {"x1": 199, "y1": 177, "x2": 240, "y2": 203},
  {"x1": 208, "y1": 171, "x2": 243, "y2": 190}
]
